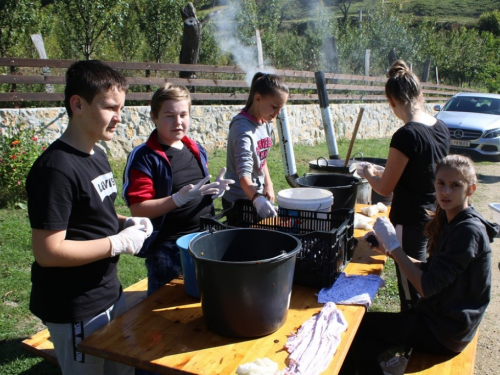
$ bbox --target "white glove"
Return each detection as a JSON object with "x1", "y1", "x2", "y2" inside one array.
[
  {"x1": 253, "y1": 195, "x2": 278, "y2": 218},
  {"x1": 124, "y1": 217, "x2": 153, "y2": 237},
  {"x1": 373, "y1": 216, "x2": 401, "y2": 253},
  {"x1": 372, "y1": 164, "x2": 385, "y2": 177},
  {"x1": 108, "y1": 225, "x2": 148, "y2": 256},
  {"x1": 353, "y1": 162, "x2": 370, "y2": 178},
  {"x1": 172, "y1": 175, "x2": 220, "y2": 207},
  {"x1": 211, "y1": 167, "x2": 235, "y2": 199}
]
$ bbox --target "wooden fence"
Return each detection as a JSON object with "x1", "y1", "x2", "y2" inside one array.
[{"x1": 0, "y1": 57, "x2": 473, "y2": 106}]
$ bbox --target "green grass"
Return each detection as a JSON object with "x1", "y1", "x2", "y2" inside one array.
[
  {"x1": 1, "y1": 139, "x2": 394, "y2": 374},
  {"x1": 268, "y1": 0, "x2": 500, "y2": 29}
]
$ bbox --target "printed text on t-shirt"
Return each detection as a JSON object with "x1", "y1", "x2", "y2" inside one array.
[
  {"x1": 257, "y1": 137, "x2": 272, "y2": 170},
  {"x1": 92, "y1": 172, "x2": 118, "y2": 201}
]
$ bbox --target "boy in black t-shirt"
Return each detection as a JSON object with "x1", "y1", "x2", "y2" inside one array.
[
  {"x1": 123, "y1": 83, "x2": 234, "y2": 296},
  {"x1": 26, "y1": 60, "x2": 153, "y2": 375}
]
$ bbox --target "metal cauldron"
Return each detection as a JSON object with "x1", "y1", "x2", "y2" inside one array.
[{"x1": 308, "y1": 157, "x2": 372, "y2": 205}]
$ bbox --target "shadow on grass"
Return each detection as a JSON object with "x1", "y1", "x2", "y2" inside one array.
[
  {"x1": 477, "y1": 173, "x2": 500, "y2": 184},
  {"x1": 0, "y1": 337, "x2": 61, "y2": 375}
]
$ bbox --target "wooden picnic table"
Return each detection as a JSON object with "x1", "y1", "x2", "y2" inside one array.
[{"x1": 78, "y1": 204, "x2": 388, "y2": 374}]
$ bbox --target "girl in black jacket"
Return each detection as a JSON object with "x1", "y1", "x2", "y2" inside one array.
[{"x1": 340, "y1": 154, "x2": 499, "y2": 374}]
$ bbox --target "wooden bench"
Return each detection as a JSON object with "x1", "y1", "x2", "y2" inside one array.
[
  {"x1": 404, "y1": 329, "x2": 479, "y2": 375},
  {"x1": 21, "y1": 278, "x2": 149, "y2": 365}
]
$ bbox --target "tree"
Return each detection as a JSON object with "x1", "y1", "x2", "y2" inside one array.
[
  {"x1": 112, "y1": 0, "x2": 145, "y2": 62},
  {"x1": 54, "y1": 0, "x2": 127, "y2": 60},
  {"x1": 0, "y1": 0, "x2": 40, "y2": 57},
  {"x1": 479, "y1": 10, "x2": 500, "y2": 36},
  {"x1": 334, "y1": 0, "x2": 353, "y2": 23},
  {"x1": 137, "y1": 0, "x2": 184, "y2": 64}
]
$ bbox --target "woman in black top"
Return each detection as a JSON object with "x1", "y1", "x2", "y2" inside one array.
[{"x1": 362, "y1": 60, "x2": 450, "y2": 310}]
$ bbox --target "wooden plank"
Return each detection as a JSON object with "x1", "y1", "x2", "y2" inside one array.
[
  {"x1": 20, "y1": 278, "x2": 148, "y2": 365},
  {"x1": 0, "y1": 92, "x2": 64, "y2": 102},
  {"x1": 78, "y1": 279, "x2": 367, "y2": 374},
  {"x1": 0, "y1": 75, "x2": 65, "y2": 84},
  {"x1": 404, "y1": 330, "x2": 478, "y2": 375},
  {"x1": 76, "y1": 204, "x2": 389, "y2": 374}
]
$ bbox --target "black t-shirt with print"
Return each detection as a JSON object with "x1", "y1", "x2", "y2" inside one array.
[
  {"x1": 389, "y1": 119, "x2": 450, "y2": 225},
  {"x1": 27, "y1": 140, "x2": 121, "y2": 323}
]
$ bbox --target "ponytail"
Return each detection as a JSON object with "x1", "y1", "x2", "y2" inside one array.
[
  {"x1": 385, "y1": 59, "x2": 422, "y2": 107},
  {"x1": 424, "y1": 204, "x2": 446, "y2": 257},
  {"x1": 244, "y1": 72, "x2": 289, "y2": 111}
]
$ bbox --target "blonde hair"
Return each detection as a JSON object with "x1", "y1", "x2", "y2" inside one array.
[
  {"x1": 424, "y1": 154, "x2": 477, "y2": 256},
  {"x1": 150, "y1": 83, "x2": 191, "y2": 119},
  {"x1": 244, "y1": 72, "x2": 289, "y2": 110},
  {"x1": 385, "y1": 60, "x2": 422, "y2": 107}
]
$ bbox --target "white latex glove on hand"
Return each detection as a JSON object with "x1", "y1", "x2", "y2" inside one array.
[
  {"x1": 124, "y1": 217, "x2": 153, "y2": 237},
  {"x1": 353, "y1": 162, "x2": 371, "y2": 178},
  {"x1": 253, "y1": 195, "x2": 278, "y2": 218},
  {"x1": 372, "y1": 164, "x2": 385, "y2": 177},
  {"x1": 108, "y1": 225, "x2": 148, "y2": 256},
  {"x1": 373, "y1": 216, "x2": 401, "y2": 253},
  {"x1": 211, "y1": 167, "x2": 235, "y2": 199},
  {"x1": 172, "y1": 175, "x2": 220, "y2": 207}
]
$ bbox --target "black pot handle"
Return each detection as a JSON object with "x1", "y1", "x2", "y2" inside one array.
[{"x1": 316, "y1": 156, "x2": 329, "y2": 168}]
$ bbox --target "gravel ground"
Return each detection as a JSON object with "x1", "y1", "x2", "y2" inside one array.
[{"x1": 468, "y1": 163, "x2": 500, "y2": 374}]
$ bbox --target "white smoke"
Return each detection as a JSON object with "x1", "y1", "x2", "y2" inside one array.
[{"x1": 212, "y1": 1, "x2": 275, "y2": 87}]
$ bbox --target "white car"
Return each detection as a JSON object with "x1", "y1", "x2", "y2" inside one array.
[{"x1": 434, "y1": 92, "x2": 500, "y2": 161}]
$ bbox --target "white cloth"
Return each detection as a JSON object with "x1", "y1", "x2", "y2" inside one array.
[
  {"x1": 236, "y1": 357, "x2": 280, "y2": 375},
  {"x1": 283, "y1": 302, "x2": 348, "y2": 375},
  {"x1": 317, "y1": 272, "x2": 385, "y2": 307}
]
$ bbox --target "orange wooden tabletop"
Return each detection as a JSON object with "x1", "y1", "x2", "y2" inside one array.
[{"x1": 79, "y1": 204, "x2": 388, "y2": 374}]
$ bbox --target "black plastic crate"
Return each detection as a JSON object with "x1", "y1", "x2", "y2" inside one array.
[{"x1": 200, "y1": 200, "x2": 354, "y2": 288}]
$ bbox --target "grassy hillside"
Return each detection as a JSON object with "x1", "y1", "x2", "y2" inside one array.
[{"x1": 199, "y1": 0, "x2": 500, "y2": 29}]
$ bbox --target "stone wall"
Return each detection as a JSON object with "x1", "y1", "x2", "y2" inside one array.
[{"x1": 0, "y1": 103, "x2": 440, "y2": 159}]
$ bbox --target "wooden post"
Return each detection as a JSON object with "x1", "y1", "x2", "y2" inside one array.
[
  {"x1": 324, "y1": 35, "x2": 339, "y2": 84},
  {"x1": 421, "y1": 59, "x2": 431, "y2": 82},
  {"x1": 388, "y1": 48, "x2": 397, "y2": 66},
  {"x1": 435, "y1": 66, "x2": 439, "y2": 85},
  {"x1": 179, "y1": 3, "x2": 202, "y2": 79},
  {"x1": 358, "y1": 10, "x2": 362, "y2": 29},
  {"x1": 256, "y1": 29, "x2": 264, "y2": 70},
  {"x1": 145, "y1": 68, "x2": 151, "y2": 105},
  {"x1": 364, "y1": 49, "x2": 370, "y2": 77},
  {"x1": 30, "y1": 34, "x2": 54, "y2": 93},
  {"x1": 10, "y1": 66, "x2": 18, "y2": 109}
]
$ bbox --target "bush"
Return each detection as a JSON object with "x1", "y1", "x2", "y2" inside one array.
[{"x1": 0, "y1": 125, "x2": 47, "y2": 208}]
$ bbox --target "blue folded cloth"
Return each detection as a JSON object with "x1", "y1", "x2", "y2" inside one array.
[{"x1": 317, "y1": 272, "x2": 385, "y2": 307}]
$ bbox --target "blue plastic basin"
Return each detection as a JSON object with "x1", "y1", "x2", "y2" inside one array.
[{"x1": 176, "y1": 232, "x2": 207, "y2": 298}]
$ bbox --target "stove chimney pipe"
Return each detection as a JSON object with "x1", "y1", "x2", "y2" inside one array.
[
  {"x1": 314, "y1": 71, "x2": 340, "y2": 160},
  {"x1": 276, "y1": 107, "x2": 299, "y2": 187}
]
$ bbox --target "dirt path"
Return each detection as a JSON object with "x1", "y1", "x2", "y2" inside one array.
[{"x1": 469, "y1": 163, "x2": 500, "y2": 374}]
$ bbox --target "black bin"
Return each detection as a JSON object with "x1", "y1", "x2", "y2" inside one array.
[{"x1": 189, "y1": 228, "x2": 301, "y2": 338}]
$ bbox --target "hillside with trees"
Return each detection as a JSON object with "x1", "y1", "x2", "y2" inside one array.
[{"x1": 2, "y1": 0, "x2": 500, "y2": 96}]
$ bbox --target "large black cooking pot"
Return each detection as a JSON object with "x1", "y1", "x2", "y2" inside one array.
[
  {"x1": 308, "y1": 157, "x2": 371, "y2": 204},
  {"x1": 295, "y1": 173, "x2": 361, "y2": 210},
  {"x1": 309, "y1": 156, "x2": 392, "y2": 206},
  {"x1": 189, "y1": 228, "x2": 301, "y2": 338}
]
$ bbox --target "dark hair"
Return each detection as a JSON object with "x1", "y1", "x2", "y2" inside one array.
[
  {"x1": 244, "y1": 72, "x2": 289, "y2": 110},
  {"x1": 150, "y1": 83, "x2": 191, "y2": 119},
  {"x1": 385, "y1": 60, "x2": 421, "y2": 106},
  {"x1": 424, "y1": 154, "x2": 477, "y2": 255},
  {"x1": 64, "y1": 60, "x2": 129, "y2": 118}
]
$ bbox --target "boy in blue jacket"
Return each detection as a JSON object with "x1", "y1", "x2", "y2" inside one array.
[{"x1": 123, "y1": 83, "x2": 233, "y2": 296}]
